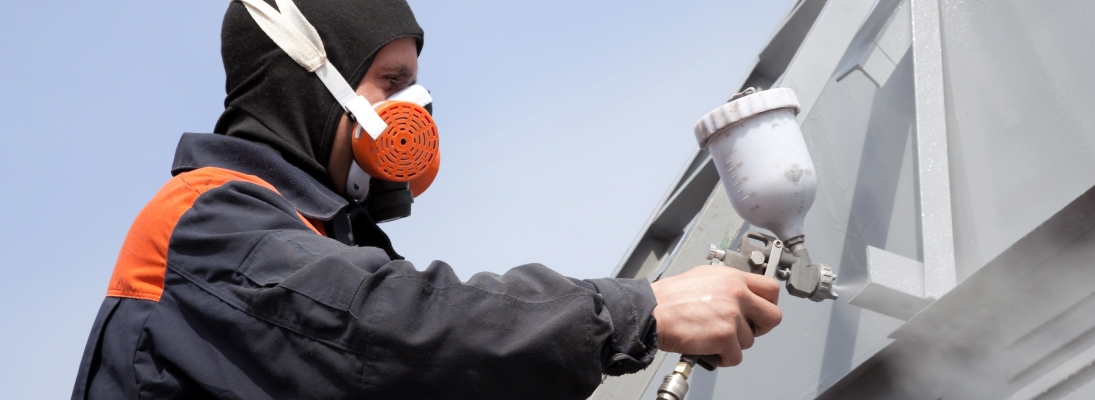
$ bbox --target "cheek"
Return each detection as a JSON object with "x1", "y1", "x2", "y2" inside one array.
[
  {"x1": 356, "y1": 79, "x2": 388, "y2": 104},
  {"x1": 330, "y1": 116, "x2": 354, "y2": 169},
  {"x1": 336, "y1": 117, "x2": 354, "y2": 158}
]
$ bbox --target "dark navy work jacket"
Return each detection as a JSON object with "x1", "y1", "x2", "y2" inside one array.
[{"x1": 71, "y1": 133, "x2": 658, "y2": 400}]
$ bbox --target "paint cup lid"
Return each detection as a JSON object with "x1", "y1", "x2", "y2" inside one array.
[{"x1": 693, "y1": 88, "x2": 801, "y2": 148}]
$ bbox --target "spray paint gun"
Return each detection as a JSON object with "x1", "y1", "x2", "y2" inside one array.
[{"x1": 655, "y1": 88, "x2": 839, "y2": 400}]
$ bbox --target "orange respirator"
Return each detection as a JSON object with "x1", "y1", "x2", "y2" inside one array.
[
  {"x1": 344, "y1": 85, "x2": 438, "y2": 221},
  {"x1": 351, "y1": 85, "x2": 438, "y2": 197}
]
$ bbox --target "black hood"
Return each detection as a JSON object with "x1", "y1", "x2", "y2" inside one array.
[{"x1": 214, "y1": 0, "x2": 423, "y2": 187}]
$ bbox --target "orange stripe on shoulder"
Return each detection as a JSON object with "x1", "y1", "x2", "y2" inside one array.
[{"x1": 107, "y1": 167, "x2": 322, "y2": 301}]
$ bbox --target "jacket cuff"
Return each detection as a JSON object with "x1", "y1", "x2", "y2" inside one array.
[{"x1": 585, "y1": 277, "x2": 659, "y2": 375}]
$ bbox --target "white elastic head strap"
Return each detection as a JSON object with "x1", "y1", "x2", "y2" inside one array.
[
  {"x1": 232, "y1": 0, "x2": 389, "y2": 139},
  {"x1": 352, "y1": 84, "x2": 433, "y2": 139}
]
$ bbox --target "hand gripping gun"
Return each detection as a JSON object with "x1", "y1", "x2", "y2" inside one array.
[{"x1": 655, "y1": 88, "x2": 839, "y2": 400}]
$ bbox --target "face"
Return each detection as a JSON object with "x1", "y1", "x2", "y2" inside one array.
[{"x1": 328, "y1": 36, "x2": 419, "y2": 195}]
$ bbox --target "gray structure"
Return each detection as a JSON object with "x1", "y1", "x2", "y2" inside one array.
[{"x1": 593, "y1": 0, "x2": 1095, "y2": 398}]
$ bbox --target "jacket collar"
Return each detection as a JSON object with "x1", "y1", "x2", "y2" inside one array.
[{"x1": 171, "y1": 132, "x2": 348, "y2": 220}]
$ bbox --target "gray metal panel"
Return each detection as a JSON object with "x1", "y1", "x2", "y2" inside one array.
[{"x1": 938, "y1": 0, "x2": 1095, "y2": 280}]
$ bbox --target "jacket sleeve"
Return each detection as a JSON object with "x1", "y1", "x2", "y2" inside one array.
[{"x1": 154, "y1": 179, "x2": 658, "y2": 399}]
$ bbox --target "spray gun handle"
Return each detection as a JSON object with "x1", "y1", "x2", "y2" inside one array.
[
  {"x1": 685, "y1": 245, "x2": 771, "y2": 372},
  {"x1": 686, "y1": 337, "x2": 758, "y2": 372},
  {"x1": 664, "y1": 236, "x2": 836, "y2": 399},
  {"x1": 696, "y1": 355, "x2": 720, "y2": 371}
]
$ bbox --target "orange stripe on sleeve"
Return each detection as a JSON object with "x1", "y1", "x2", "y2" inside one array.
[{"x1": 106, "y1": 167, "x2": 322, "y2": 301}]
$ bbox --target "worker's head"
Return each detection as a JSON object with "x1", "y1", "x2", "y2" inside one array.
[{"x1": 215, "y1": 0, "x2": 424, "y2": 201}]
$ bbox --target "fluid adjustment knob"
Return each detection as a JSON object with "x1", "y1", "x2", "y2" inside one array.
[{"x1": 707, "y1": 244, "x2": 727, "y2": 262}]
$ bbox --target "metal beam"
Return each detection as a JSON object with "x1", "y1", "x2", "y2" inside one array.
[
  {"x1": 848, "y1": 246, "x2": 932, "y2": 321},
  {"x1": 910, "y1": 0, "x2": 956, "y2": 298},
  {"x1": 779, "y1": 0, "x2": 879, "y2": 122}
]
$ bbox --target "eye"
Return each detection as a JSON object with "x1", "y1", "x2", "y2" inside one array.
[{"x1": 384, "y1": 75, "x2": 404, "y2": 89}]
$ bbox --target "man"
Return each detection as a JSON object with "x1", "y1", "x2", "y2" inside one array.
[{"x1": 72, "y1": 1, "x2": 782, "y2": 399}]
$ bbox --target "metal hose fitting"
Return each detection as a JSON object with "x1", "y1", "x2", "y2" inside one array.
[{"x1": 657, "y1": 355, "x2": 698, "y2": 400}]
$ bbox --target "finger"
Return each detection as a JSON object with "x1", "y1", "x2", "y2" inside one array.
[
  {"x1": 737, "y1": 314, "x2": 755, "y2": 351},
  {"x1": 753, "y1": 322, "x2": 776, "y2": 337},
  {"x1": 718, "y1": 329, "x2": 744, "y2": 367},
  {"x1": 741, "y1": 292, "x2": 783, "y2": 337},
  {"x1": 741, "y1": 274, "x2": 781, "y2": 305},
  {"x1": 747, "y1": 319, "x2": 759, "y2": 336}
]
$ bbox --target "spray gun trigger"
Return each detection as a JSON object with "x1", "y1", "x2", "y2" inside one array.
[{"x1": 764, "y1": 240, "x2": 784, "y2": 279}]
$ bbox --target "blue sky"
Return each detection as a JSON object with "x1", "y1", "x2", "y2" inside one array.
[{"x1": 0, "y1": 1, "x2": 793, "y2": 396}]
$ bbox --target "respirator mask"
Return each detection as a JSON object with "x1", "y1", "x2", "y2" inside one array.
[
  {"x1": 345, "y1": 85, "x2": 438, "y2": 222},
  {"x1": 234, "y1": 0, "x2": 440, "y2": 222}
]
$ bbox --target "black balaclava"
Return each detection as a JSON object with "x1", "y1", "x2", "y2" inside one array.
[{"x1": 215, "y1": 0, "x2": 424, "y2": 188}]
